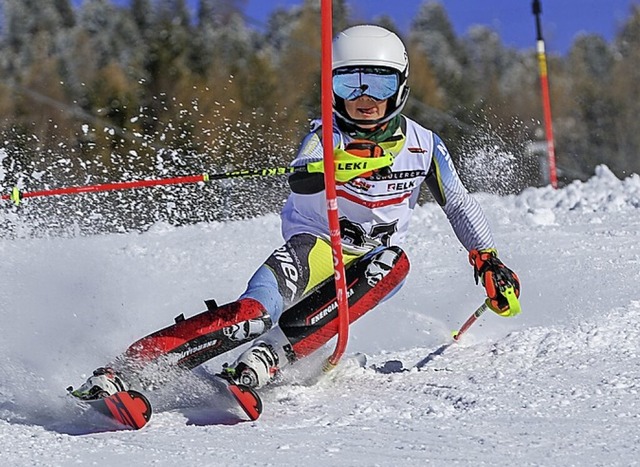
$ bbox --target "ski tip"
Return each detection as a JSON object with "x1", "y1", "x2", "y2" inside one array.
[
  {"x1": 106, "y1": 390, "x2": 152, "y2": 430},
  {"x1": 227, "y1": 384, "x2": 262, "y2": 421},
  {"x1": 93, "y1": 390, "x2": 153, "y2": 430}
]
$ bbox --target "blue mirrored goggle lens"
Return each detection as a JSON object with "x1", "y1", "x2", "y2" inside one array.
[{"x1": 333, "y1": 71, "x2": 399, "y2": 101}]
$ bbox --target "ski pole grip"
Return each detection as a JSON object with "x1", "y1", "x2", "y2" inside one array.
[{"x1": 488, "y1": 286, "x2": 521, "y2": 317}]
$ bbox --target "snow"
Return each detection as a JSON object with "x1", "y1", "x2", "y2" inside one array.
[{"x1": 2, "y1": 164, "x2": 640, "y2": 466}]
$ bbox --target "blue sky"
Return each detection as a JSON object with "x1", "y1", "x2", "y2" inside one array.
[
  {"x1": 244, "y1": 0, "x2": 638, "y2": 53},
  {"x1": 83, "y1": 0, "x2": 639, "y2": 54}
]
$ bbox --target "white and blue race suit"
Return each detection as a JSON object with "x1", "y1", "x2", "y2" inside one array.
[{"x1": 240, "y1": 114, "x2": 496, "y2": 323}]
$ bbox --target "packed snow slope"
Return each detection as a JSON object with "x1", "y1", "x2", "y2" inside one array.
[{"x1": 1, "y1": 165, "x2": 640, "y2": 466}]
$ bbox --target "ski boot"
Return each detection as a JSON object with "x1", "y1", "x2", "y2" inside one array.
[
  {"x1": 222, "y1": 342, "x2": 280, "y2": 389},
  {"x1": 69, "y1": 367, "x2": 129, "y2": 401}
]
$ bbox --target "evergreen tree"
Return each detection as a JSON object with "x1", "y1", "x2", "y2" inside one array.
[
  {"x1": 2, "y1": 0, "x2": 73, "y2": 70},
  {"x1": 461, "y1": 26, "x2": 537, "y2": 156},
  {"x1": 331, "y1": 0, "x2": 349, "y2": 34},
  {"x1": 54, "y1": 0, "x2": 76, "y2": 28},
  {"x1": 194, "y1": 0, "x2": 252, "y2": 75},
  {"x1": 409, "y1": 0, "x2": 475, "y2": 154},
  {"x1": 555, "y1": 35, "x2": 618, "y2": 177},
  {"x1": 0, "y1": 0, "x2": 80, "y2": 155},
  {"x1": 67, "y1": 0, "x2": 146, "y2": 158},
  {"x1": 264, "y1": 7, "x2": 297, "y2": 53},
  {"x1": 404, "y1": 39, "x2": 444, "y2": 123},
  {"x1": 273, "y1": 0, "x2": 322, "y2": 128},
  {"x1": 409, "y1": 1, "x2": 472, "y2": 109},
  {"x1": 145, "y1": 0, "x2": 192, "y2": 90},
  {"x1": 131, "y1": 0, "x2": 153, "y2": 37},
  {"x1": 188, "y1": 0, "x2": 256, "y2": 165},
  {"x1": 611, "y1": 5, "x2": 640, "y2": 175},
  {"x1": 464, "y1": 26, "x2": 506, "y2": 105},
  {"x1": 494, "y1": 50, "x2": 539, "y2": 121}
]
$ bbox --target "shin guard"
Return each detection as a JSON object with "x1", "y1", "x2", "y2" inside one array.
[
  {"x1": 279, "y1": 246, "x2": 410, "y2": 359},
  {"x1": 123, "y1": 298, "x2": 271, "y2": 370}
]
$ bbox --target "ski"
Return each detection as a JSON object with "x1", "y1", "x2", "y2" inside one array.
[
  {"x1": 70, "y1": 379, "x2": 260, "y2": 428},
  {"x1": 213, "y1": 374, "x2": 263, "y2": 421},
  {"x1": 72, "y1": 389, "x2": 153, "y2": 430}
]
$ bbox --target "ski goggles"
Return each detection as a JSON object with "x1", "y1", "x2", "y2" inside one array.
[{"x1": 332, "y1": 67, "x2": 399, "y2": 101}]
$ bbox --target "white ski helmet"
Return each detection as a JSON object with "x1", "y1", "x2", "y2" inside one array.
[{"x1": 332, "y1": 25, "x2": 410, "y2": 126}]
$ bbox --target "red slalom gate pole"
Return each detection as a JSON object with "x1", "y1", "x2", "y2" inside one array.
[
  {"x1": 1, "y1": 166, "x2": 299, "y2": 206},
  {"x1": 532, "y1": 0, "x2": 558, "y2": 188},
  {"x1": 320, "y1": 0, "x2": 350, "y2": 370},
  {"x1": 2, "y1": 174, "x2": 207, "y2": 205}
]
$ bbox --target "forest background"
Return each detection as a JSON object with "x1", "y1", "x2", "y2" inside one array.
[{"x1": 1, "y1": 0, "x2": 639, "y2": 234}]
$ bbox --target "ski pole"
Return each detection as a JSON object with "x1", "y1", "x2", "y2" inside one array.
[
  {"x1": 451, "y1": 300, "x2": 490, "y2": 342},
  {"x1": 1, "y1": 166, "x2": 301, "y2": 206},
  {"x1": 452, "y1": 287, "x2": 521, "y2": 342}
]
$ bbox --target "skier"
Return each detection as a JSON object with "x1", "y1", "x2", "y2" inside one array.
[{"x1": 72, "y1": 25, "x2": 520, "y2": 400}]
